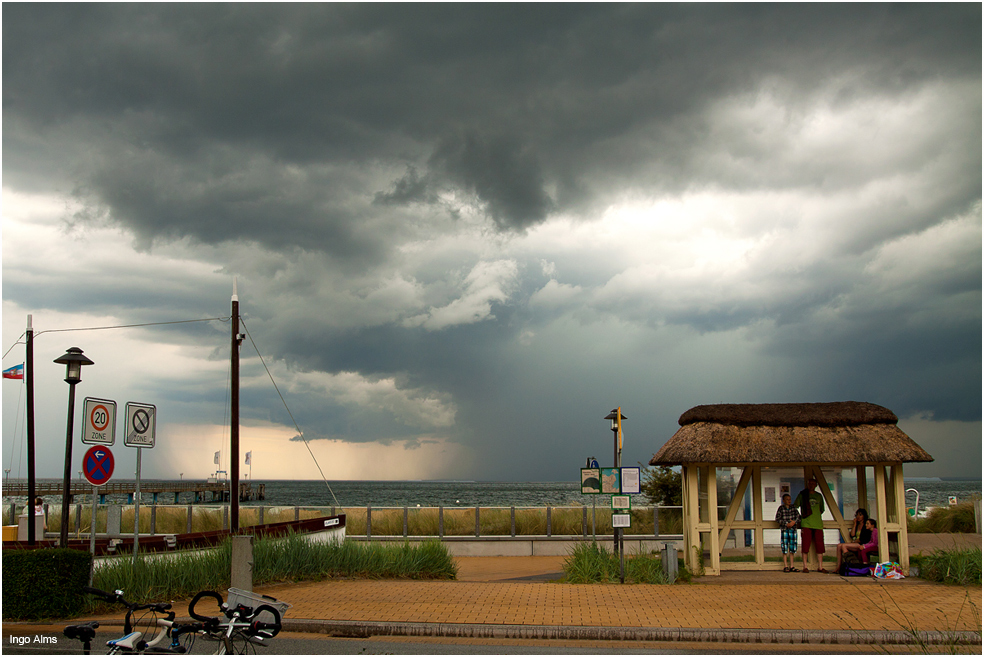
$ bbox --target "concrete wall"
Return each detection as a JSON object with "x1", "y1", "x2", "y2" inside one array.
[{"x1": 347, "y1": 535, "x2": 684, "y2": 557}]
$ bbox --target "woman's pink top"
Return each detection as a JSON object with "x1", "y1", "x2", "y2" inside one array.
[{"x1": 859, "y1": 527, "x2": 878, "y2": 563}]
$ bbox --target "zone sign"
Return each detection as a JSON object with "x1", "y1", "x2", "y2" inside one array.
[
  {"x1": 124, "y1": 402, "x2": 157, "y2": 448},
  {"x1": 82, "y1": 398, "x2": 117, "y2": 446}
]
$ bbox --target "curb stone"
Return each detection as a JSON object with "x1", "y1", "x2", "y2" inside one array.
[{"x1": 283, "y1": 620, "x2": 982, "y2": 646}]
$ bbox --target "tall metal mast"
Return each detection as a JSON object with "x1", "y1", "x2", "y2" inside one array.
[{"x1": 230, "y1": 279, "x2": 241, "y2": 532}]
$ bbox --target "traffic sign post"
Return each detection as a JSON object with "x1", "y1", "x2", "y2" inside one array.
[
  {"x1": 124, "y1": 402, "x2": 156, "y2": 447},
  {"x1": 82, "y1": 445, "x2": 114, "y2": 563},
  {"x1": 124, "y1": 402, "x2": 156, "y2": 561},
  {"x1": 82, "y1": 398, "x2": 117, "y2": 446}
]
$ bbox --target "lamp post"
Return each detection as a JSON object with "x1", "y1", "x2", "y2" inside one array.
[
  {"x1": 54, "y1": 347, "x2": 94, "y2": 547},
  {"x1": 605, "y1": 408, "x2": 627, "y2": 582}
]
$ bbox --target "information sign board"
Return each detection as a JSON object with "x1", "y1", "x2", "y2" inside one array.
[
  {"x1": 580, "y1": 468, "x2": 601, "y2": 494},
  {"x1": 612, "y1": 513, "x2": 631, "y2": 528},
  {"x1": 620, "y1": 466, "x2": 641, "y2": 494},
  {"x1": 601, "y1": 467, "x2": 621, "y2": 494},
  {"x1": 611, "y1": 495, "x2": 631, "y2": 510},
  {"x1": 82, "y1": 397, "x2": 117, "y2": 446},
  {"x1": 124, "y1": 402, "x2": 157, "y2": 448}
]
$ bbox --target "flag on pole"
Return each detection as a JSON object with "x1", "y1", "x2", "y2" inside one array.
[
  {"x1": 3, "y1": 364, "x2": 24, "y2": 380},
  {"x1": 616, "y1": 406, "x2": 624, "y2": 452},
  {"x1": 214, "y1": 451, "x2": 220, "y2": 465},
  {"x1": 245, "y1": 451, "x2": 251, "y2": 466}
]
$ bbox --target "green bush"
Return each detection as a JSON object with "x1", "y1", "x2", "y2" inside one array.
[
  {"x1": 89, "y1": 534, "x2": 458, "y2": 611},
  {"x1": 2, "y1": 548, "x2": 93, "y2": 620},
  {"x1": 915, "y1": 547, "x2": 981, "y2": 586},
  {"x1": 908, "y1": 502, "x2": 978, "y2": 534},
  {"x1": 563, "y1": 542, "x2": 675, "y2": 584}
]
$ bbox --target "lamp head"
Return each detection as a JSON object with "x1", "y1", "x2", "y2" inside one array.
[
  {"x1": 604, "y1": 408, "x2": 627, "y2": 431},
  {"x1": 53, "y1": 347, "x2": 94, "y2": 384}
]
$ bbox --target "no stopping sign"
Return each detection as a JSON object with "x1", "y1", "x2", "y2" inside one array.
[{"x1": 83, "y1": 446, "x2": 115, "y2": 486}]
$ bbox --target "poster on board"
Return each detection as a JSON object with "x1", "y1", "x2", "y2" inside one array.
[
  {"x1": 581, "y1": 468, "x2": 601, "y2": 494},
  {"x1": 620, "y1": 466, "x2": 641, "y2": 494},
  {"x1": 601, "y1": 467, "x2": 621, "y2": 494}
]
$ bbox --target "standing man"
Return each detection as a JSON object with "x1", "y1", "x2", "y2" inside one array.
[{"x1": 793, "y1": 477, "x2": 826, "y2": 573}]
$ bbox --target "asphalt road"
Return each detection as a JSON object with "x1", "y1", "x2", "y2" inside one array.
[{"x1": 3, "y1": 629, "x2": 898, "y2": 655}]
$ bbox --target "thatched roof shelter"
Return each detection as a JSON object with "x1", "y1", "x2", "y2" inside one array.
[
  {"x1": 650, "y1": 401, "x2": 931, "y2": 576},
  {"x1": 652, "y1": 401, "x2": 932, "y2": 465}
]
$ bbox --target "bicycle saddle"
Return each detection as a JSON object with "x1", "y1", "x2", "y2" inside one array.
[
  {"x1": 107, "y1": 631, "x2": 146, "y2": 651},
  {"x1": 63, "y1": 622, "x2": 99, "y2": 642}
]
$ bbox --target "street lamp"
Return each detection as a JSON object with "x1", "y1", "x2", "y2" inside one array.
[
  {"x1": 604, "y1": 409, "x2": 626, "y2": 469},
  {"x1": 54, "y1": 347, "x2": 94, "y2": 547},
  {"x1": 604, "y1": 408, "x2": 627, "y2": 582}
]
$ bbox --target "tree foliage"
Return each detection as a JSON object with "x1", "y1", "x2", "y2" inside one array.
[{"x1": 641, "y1": 465, "x2": 682, "y2": 506}]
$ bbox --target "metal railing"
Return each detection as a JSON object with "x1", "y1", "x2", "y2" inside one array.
[{"x1": 2, "y1": 502, "x2": 686, "y2": 540}]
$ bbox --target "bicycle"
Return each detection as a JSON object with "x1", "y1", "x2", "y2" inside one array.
[
  {"x1": 179, "y1": 589, "x2": 284, "y2": 655},
  {"x1": 63, "y1": 587, "x2": 177, "y2": 654}
]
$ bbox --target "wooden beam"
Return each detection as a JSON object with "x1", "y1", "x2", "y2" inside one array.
[
  {"x1": 892, "y1": 463, "x2": 910, "y2": 573},
  {"x1": 685, "y1": 464, "x2": 701, "y2": 572},
  {"x1": 874, "y1": 465, "x2": 889, "y2": 564},
  {"x1": 718, "y1": 466, "x2": 752, "y2": 549},
  {"x1": 856, "y1": 465, "x2": 868, "y2": 514},
  {"x1": 721, "y1": 561, "x2": 783, "y2": 571},
  {"x1": 752, "y1": 465, "x2": 764, "y2": 565},
  {"x1": 707, "y1": 466, "x2": 720, "y2": 575},
  {"x1": 811, "y1": 465, "x2": 849, "y2": 542}
]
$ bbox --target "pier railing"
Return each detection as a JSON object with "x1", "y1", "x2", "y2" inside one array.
[{"x1": 2, "y1": 503, "x2": 685, "y2": 540}]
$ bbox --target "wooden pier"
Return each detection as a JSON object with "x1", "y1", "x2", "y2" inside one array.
[{"x1": 3, "y1": 481, "x2": 265, "y2": 504}]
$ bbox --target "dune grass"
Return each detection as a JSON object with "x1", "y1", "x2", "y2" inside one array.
[
  {"x1": 562, "y1": 542, "x2": 680, "y2": 584},
  {"x1": 913, "y1": 547, "x2": 982, "y2": 586},
  {"x1": 89, "y1": 533, "x2": 457, "y2": 611},
  {"x1": 908, "y1": 503, "x2": 979, "y2": 534},
  {"x1": 32, "y1": 502, "x2": 685, "y2": 537}
]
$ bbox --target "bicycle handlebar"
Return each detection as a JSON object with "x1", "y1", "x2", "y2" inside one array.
[
  {"x1": 246, "y1": 604, "x2": 282, "y2": 638},
  {"x1": 83, "y1": 586, "x2": 125, "y2": 605},
  {"x1": 188, "y1": 590, "x2": 225, "y2": 623}
]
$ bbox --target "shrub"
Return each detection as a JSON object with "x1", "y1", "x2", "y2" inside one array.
[
  {"x1": 916, "y1": 547, "x2": 981, "y2": 586},
  {"x1": 907, "y1": 503, "x2": 978, "y2": 534},
  {"x1": 564, "y1": 542, "x2": 621, "y2": 583},
  {"x1": 2, "y1": 548, "x2": 93, "y2": 620},
  {"x1": 563, "y1": 542, "x2": 673, "y2": 584},
  {"x1": 88, "y1": 534, "x2": 458, "y2": 612}
]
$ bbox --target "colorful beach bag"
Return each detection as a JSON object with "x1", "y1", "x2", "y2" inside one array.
[{"x1": 872, "y1": 562, "x2": 905, "y2": 579}]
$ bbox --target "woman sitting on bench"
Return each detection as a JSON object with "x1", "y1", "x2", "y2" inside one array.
[{"x1": 834, "y1": 518, "x2": 878, "y2": 573}]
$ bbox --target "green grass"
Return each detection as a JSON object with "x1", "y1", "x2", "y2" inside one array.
[
  {"x1": 562, "y1": 542, "x2": 684, "y2": 584},
  {"x1": 89, "y1": 533, "x2": 457, "y2": 612},
  {"x1": 908, "y1": 503, "x2": 979, "y2": 534},
  {"x1": 913, "y1": 547, "x2": 981, "y2": 586},
  {"x1": 33, "y1": 504, "x2": 686, "y2": 537}
]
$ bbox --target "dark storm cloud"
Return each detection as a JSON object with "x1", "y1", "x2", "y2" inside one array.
[
  {"x1": 5, "y1": 4, "x2": 979, "y2": 245},
  {"x1": 429, "y1": 131, "x2": 554, "y2": 231},
  {"x1": 3, "y1": 4, "x2": 980, "y2": 480}
]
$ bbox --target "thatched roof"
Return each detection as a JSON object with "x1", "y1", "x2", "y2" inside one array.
[
  {"x1": 678, "y1": 402, "x2": 897, "y2": 427},
  {"x1": 651, "y1": 402, "x2": 933, "y2": 465}
]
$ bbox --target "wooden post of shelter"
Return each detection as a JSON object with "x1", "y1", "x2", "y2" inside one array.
[{"x1": 650, "y1": 402, "x2": 933, "y2": 576}]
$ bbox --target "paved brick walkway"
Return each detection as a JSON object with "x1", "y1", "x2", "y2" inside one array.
[
  {"x1": 22, "y1": 542, "x2": 980, "y2": 646},
  {"x1": 254, "y1": 575, "x2": 981, "y2": 633}
]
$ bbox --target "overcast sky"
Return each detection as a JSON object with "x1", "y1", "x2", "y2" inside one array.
[{"x1": 3, "y1": 4, "x2": 980, "y2": 486}]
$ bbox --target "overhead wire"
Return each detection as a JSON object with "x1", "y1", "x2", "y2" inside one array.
[
  {"x1": 240, "y1": 317, "x2": 340, "y2": 507},
  {"x1": 33, "y1": 317, "x2": 230, "y2": 336},
  {"x1": 2, "y1": 312, "x2": 339, "y2": 505}
]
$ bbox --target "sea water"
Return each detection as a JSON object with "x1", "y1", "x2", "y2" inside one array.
[{"x1": 5, "y1": 477, "x2": 980, "y2": 509}]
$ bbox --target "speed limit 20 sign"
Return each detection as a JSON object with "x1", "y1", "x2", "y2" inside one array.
[{"x1": 82, "y1": 398, "x2": 117, "y2": 446}]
